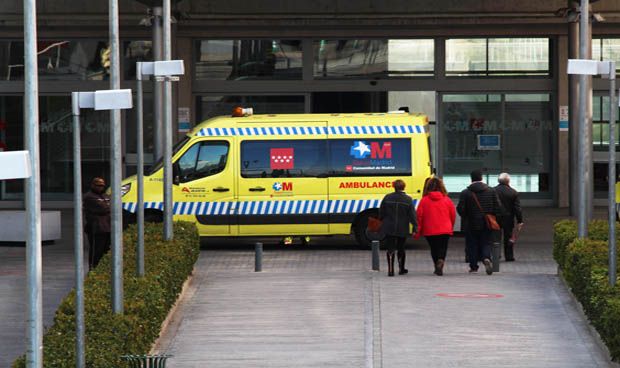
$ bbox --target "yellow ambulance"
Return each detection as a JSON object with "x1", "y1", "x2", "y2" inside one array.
[{"x1": 121, "y1": 108, "x2": 432, "y2": 247}]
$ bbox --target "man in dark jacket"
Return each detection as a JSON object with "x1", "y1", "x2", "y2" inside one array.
[
  {"x1": 84, "y1": 177, "x2": 111, "y2": 270},
  {"x1": 495, "y1": 173, "x2": 524, "y2": 262},
  {"x1": 379, "y1": 179, "x2": 418, "y2": 277},
  {"x1": 457, "y1": 170, "x2": 502, "y2": 275}
]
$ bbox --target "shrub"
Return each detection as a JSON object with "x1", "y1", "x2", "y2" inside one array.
[
  {"x1": 12, "y1": 221, "x2": 200, "y2": 368},
  {"x1": 553, "y1": 219, "x2": 577, "y2": 268},
  {"x1": 562, "y1": 236, "x2": 620, "y2": 361}
]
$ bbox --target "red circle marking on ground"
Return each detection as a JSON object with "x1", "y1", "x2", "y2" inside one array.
[{"x1": 436, "y1": 293, "x2": 504, "y2": 299}]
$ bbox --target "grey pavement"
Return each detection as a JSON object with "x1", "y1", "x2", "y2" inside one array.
[{"x1": 0, "y1": 207, "x2": 616, "y2": 368}]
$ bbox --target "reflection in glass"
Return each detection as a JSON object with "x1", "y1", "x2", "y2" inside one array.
[
  {"x1": 592, "y1": 95, "x2": 620, "y2": 151},
  {"x1": 195, "y1": 40, "x2": 302, "y2": 80},
  {"x1": 446, "y1": 38, "x2": 549, "y2": 76},
  {"x1": 196, "y1": 95, "x2": 304, "y2": 121},
  {"x1": 440, "y1": 93, "x2": 552, "y2": 194},
  {"x1": 314, "y1": 39, "x2": 434, "y2": 78},
  {"x1": 0, "y1": 40, "x2": 111, "y2": 81},
  {"x1": 124, "y1": 41, "x2": 152, "y2": 80}
]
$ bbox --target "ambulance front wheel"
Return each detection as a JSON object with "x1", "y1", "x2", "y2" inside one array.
[{"x1": 354, "y1": 210, "x2": 379, "y2": 249}]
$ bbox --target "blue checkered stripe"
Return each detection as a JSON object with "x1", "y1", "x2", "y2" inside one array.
[
  {"x1": 123, "y1": 198, "x2": 418, "y2": 215},
  {"x1": 195, "y1": 125, "x2": 424, "y2": 137}
]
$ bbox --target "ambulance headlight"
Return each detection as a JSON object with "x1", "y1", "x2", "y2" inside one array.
[{"x1": 121, "y1": 183, "x2": 131, "y2": 196}]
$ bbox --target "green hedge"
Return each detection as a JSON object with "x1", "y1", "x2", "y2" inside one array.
[
  {"x1": 554, "y1": 221, "x2": 620, "y2": 361},
  {"x1": 12, "y1": 221, "x2": 200, "y2": 368},
  {"x1": 552, "y1": 219, "x2": 620, "y2": 269}
]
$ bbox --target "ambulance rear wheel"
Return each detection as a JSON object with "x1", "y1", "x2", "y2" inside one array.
[
  {"x1": 354, "y1": 210, "x2": 379, "y2": 249},
  {"x1": 145, "y1": 209, "x2": 163, "y2": 223}
]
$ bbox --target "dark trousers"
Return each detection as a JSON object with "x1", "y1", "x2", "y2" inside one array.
[
  {"x1": 465, "y1": 230, "x2": 492, "y2": 270},
  {"x1": 384, "y1": 236, "x2": 406, "y2": 252},
  {"x1": 425, "y1": 235, "x2": 450, "y2": 264},
  {"x1": 87, "y1": 232, "x2": 111, "y2": 270},
  {"x1": 500, "y1": 222, "x2": 515, "y2": 260}
]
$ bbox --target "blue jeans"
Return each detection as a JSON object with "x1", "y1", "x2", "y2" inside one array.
[{"x1": 465, "y1": 230, "x2": 492, "y2": 270}]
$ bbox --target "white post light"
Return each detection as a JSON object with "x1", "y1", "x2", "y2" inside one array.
[
  {"x1": 568, "y1": 58, "x2": 616, "y2": 286},
  {"x1": 0, "y1": 151, "x2": 32, "y2": 180},
  {"x1": 71, "y1": 89, "x2": 132, "y2": 367},
  {"x1": 135, "y1": 60, "x2": 184, "y2": 274}
]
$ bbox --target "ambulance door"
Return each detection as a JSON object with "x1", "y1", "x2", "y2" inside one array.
[
  {"x1": 237, "y1": 133, "x2": 329, "y2": 236},
  {"x1": 173, "y1": 138, "x2": 235, "y2": 235}
]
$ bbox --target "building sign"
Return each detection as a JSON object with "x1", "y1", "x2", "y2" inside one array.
[
  {"x1": 178, "y1": 107, "x2": 191, "y2": 133},
  {"x1": 477, "y1": 134, "x2": 500, "y2": 150},
  {"x1": 559, "y1": 105, "x2": 569, "y2": 132}
]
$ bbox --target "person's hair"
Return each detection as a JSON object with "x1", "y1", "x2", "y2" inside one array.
[
  {"x1": 393, "y1": 179, "x2": 406, "y2": 191},
  {"x1": 91, "y1": 177, "x2": 105, "y2": 185},
  {"x1": 470, "y1": 170, "x2": 483, "y2": 182},
  {"x1": 423, "y1": 177, "x2": 448, "y2": 196},
  {"x1": 498, "y1": 172, "x2": 511, "y2": 184}
]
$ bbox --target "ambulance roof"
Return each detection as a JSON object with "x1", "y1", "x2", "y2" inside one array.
[{"x1": 187, "y1": 112, "x2": 428, "y2": 137}]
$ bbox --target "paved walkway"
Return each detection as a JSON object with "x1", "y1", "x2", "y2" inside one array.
[
  {"x1": 154, "y1": 208, "x2": 616, "y2": 368},
  {"x1": 0, "y1": 207, "x2": 616, "y2": 367}
]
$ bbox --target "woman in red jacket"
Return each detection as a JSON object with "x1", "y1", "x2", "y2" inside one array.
[{"x1": 415, "y1": 177, "x2": 456, "y2": 276}]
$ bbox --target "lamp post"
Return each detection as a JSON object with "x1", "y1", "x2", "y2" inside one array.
[
  {"x1": 568, "y1": 58, "x2": 617, "y2": 286},
  {"x1": 135, "y1": 60, "x2": 184, "y2": 276},
  {"x1": 71, "y1": 89, "x2": 132, "y2": 367}
]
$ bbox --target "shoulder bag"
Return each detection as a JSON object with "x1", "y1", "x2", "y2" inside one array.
[{"x1": 471, "y1": 192, "x2": 500, "y2": 231}]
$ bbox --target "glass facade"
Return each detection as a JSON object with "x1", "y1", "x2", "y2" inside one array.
[
  {"x1": 0, "y1": 96, "x2": 110, "y2": 200},
  {"x1": 440, "y1": 93, "x2": 553, "y2": 194},
  {"x1": 196, "y1": 95, "x2": 305, "y2": 121},
  {"x1": 0, "y1": 36, "x2": 568, "y2": 202},
  {"x1": 0, "y1": 40, "x2": 111, "y2": 81},
  {"x1": 195, "y1": 40, "x2": 302, "y2": 80},
  {"x1": 446, "y1": 38, "x2": 550, "y2": 76},
  {"x1": 592, "y1": 38, "x2": 620, "y2": 68},
  {"x1": 314, "y1": 39, "x2": 434, "y2": 78}
]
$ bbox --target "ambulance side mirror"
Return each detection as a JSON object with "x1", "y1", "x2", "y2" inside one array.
[{"x1": 173, "y1": 163, "x2": 180, "y2": 185}]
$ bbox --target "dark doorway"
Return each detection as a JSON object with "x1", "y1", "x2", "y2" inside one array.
[{"x1": 312, "y1": 92, "x2": 386, "y2": 113}]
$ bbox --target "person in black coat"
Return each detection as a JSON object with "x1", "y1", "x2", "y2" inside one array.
[
  {"x1": 495, "y1": 173, "x2": 524, "y2": 262},
  {"x1": 379, "y1": 179, "x2": 418, "y2": 277},
  {"x1": 84, "y1": 177, "x2": 111, "y2": 270},
  {"x1": 457, "y1": 170, "x2": 502, "y2": 275}
]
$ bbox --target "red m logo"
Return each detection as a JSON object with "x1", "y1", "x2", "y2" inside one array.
[
  {"x1": 282, "y1": 182, "x2": 293, "y2": 191},
  {"x1": 371, "y1": 142, "x2": 392, "y2": 159}
]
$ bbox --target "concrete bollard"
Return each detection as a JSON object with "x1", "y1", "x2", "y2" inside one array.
[
  {"x1": 491, "y1": 232, "x2": 501, "y2": 272},
  {"x1": 371, "y1": 240, "x2": 380, "y2": 271},
  {"x1": 255, "y1": 242, "x2": 263, "y2": 272}
]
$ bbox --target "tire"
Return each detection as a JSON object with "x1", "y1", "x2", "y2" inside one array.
[
  {"x1": 354, "y1": 210, "x2": 379, "y2": 249},
  {"x1": 144, "y1": 210, "x2": 163, "y2": 223}
]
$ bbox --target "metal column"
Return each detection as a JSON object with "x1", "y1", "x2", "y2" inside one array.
[
  {"x1": 109, "y1": 0, "x2": 124, "y2": 314},
  {"x1": 136, "y1": 63, "x2": 145, "y2": 277},
  {"x1": 24, "y1": 0, "x2": 43, "y2": 365},
  {"x1": 568, "y1": 1, "x2": 579, "y2": 216},
  {"x1": 608, "y1": 62, "x2": 617, "y2": 286},
  {"x1": 152, "y1": 6, "x2": 163, "y2": 161},
  {"x1": 577, "y1": 0, "x2": 590, "y2": 237},
  {"x1": 162, "y1": 0, "x2": 174, "y2": 240},
  {"x1": 71, "y1": 93, "x2": 85, "y2": 368}
]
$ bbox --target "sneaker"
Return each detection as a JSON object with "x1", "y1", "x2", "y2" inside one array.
[
  {"x1": 483, "y1": 258, "x2": 493, "y2": 275},
  {"x1": 468, "y1": 266, "x2": 478, "y2": 273}
]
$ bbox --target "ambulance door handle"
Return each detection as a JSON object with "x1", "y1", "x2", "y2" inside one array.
[
  {"x1": 213, "y1": 187, "x2": 230, "y2": 192},
  {"x1": 249, "y1": 187, "x2": 265, "y2": 192}
]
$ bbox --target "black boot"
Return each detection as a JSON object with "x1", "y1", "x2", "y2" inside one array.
[
  {"x1": 505, "y1": 244, "x2": 515, "y2": 261},
  {"x1": 397, "y1": 250, "x2": 408, "y2": 275},
  {"x1": 387, "y1": 251, "x2": 395, "y2": 277}
]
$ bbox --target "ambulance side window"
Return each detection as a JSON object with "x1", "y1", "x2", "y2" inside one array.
[
  {"x1": 175, "y1": 141, "x2": 229, "y2": 183},
  {"x1": 240, "y1": 140, "x2": 327, "y2": 178}
]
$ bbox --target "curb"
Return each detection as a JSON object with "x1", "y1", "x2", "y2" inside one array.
[
  {"x1": 149, "y1": 265, "x2": 198, "y2": 354},
  {"x1": 557, "y1": 270, "x2": 620, "y2": 368}
]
